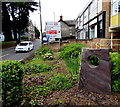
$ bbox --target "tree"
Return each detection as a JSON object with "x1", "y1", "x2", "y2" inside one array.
[
  {"x1": 34, "y1": 26, "x2": 40, "y2": 39},
  {"x1": 2, "y1": 1, "x2": 38, "y2": 43},
  {"x1": 2, "y1": 2, "x2": 13, "y2": 41}
]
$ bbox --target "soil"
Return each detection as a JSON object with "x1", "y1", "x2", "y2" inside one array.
[
  {"x1": 23, "y1": 52, "x2": 120, "y2": 106},
  {"x1": 43, "y1": 58, "x2": 119, "y2": 106},
  {"x1": 43, "y1": 83, "x2": 119, "y2": 106}
]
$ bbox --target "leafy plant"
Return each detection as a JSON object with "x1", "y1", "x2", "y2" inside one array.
[
  {"x1": 45, "y1": 73, "x2": 72, "y2": 91},
  {"x1": 110, "y1": 52, "x2": 120, "y2": 93},
  {"x1": 43, "y1": 53, "x2": 53, "y2": 60},
  {"x1": 0, "y1": 60, "x2": 24, "y2": 106},
  {"x1": 88, "y1": 55, "x2": 99, "y2": 66},
  {"x1": 22, "y1": 73, "x2": 72, "y2": 105},
  {"x1": 59, "y1": 43, "x2": 85, "y2": 80},
  {"x1": 65, "y1": 55, "x2": 81, "y2": 80},
  {"x1": 60, "y1": 43, "x2": 86, "y2": 59},
  {"x1": 35, "y1": 46, "x2": 53, "y2": 57},
  {"x1": 24, "y1": 62, "x2": 52, "y2": 73}
]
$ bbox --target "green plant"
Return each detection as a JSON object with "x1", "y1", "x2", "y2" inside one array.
[
  {"x1": 59, "y1": 43, "x2": 85, "y2": 80},
  {"x1": 22, "y1": 73, "x2": 72, "y2": 105},
  {"x1": 1, "y1": 41, "x2": 16, "y2": 45},
  {"x1": 65, "y1": 55, "x2": 81, "y2": 80},
  {"x1": 24, "y1": 63, "x2": 52, "y2": 73},
  {"x1": 88, "y1": 55, "x2": 99, "y2": 66},
  {"x1": 35, "y1": 46, "x2": 53, "y2": 57},
  {"x1": 110, "y1": 52, "x2": 120, "y2": 93},
  {"x1": 43, "y1": 52, "x2": 54, "y2": 60},
  {"x1": 60, "y1": 43, "x2": 86, "y2": 59},
  {"x1": 21, "y1": 36, "x2": 29, "y2": 40},
  {"x1": 46, "y1": 73, "x2": 72, "y2": 91},
  {"x1": 0, "y1": 60, "x2": 24, "y2": 106}
]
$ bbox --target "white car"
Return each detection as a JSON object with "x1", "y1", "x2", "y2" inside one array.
[{"x1": 15, "y1": 41, "x2": 34, "y2": 52}]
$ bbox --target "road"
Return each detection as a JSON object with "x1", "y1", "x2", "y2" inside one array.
[{"x1": 1, "y1": 39, "x2": 41, "y2": 61}]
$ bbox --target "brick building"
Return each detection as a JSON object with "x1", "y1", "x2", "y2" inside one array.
[
  {"x1": 109, "y1": 0, "x2": 120, "y2": 38},
  {"x1": 75, "y1": 0, "x2": 111, "y2": 40},
  {"x1": 59, "y1": 16, "x2": 76, "y2": 40}
]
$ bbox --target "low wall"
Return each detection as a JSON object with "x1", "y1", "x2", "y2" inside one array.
[{"x1": 45, "y1": 38, "x2": 119, "y2": 51}]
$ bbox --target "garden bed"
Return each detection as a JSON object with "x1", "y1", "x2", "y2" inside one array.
[
  {"x1": 21, "y1": 45, "x2": 119, "y2": 106},
  {"x1": 1, "y1": 44, "x2": 119, "y2": 106}
]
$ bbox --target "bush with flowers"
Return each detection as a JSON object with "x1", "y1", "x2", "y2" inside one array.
[{"x1": 43, "y1": 52, "x2": 53, "y2": 60}]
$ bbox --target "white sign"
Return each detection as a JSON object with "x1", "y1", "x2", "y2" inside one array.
[{"x1": 45, "y1": 22, "x2": 61, "y2": 38}]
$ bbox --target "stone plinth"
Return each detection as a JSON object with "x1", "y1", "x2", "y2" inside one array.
[{"x1": 78, "y1": 48, "x2": 111, "y2": 95}]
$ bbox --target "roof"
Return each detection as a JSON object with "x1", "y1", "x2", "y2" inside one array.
[
  {"x1": 59, "y1": 19, "x2": 75, "y2": 26},
  {"x1": 64, "y1": 20, "x2": 75, "y2": 26}
]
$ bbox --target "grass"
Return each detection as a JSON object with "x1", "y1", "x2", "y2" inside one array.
[
  {"x1": 64, "y1": 55, "x2": 81, "y2": 80},
  {"x1": 0, "y1": 41, "x2": 16, "y2": 45},
  {"x1": 22, "y1": 48, "x2": 75, "y2": 106}
]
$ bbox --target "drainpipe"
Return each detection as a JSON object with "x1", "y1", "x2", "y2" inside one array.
[{"x1": 110, "y1": 33, "x2": 113, "y2": 49}]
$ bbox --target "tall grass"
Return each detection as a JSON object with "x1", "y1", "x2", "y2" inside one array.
[
  {"x1": 59, "y1": 43, "x2": 85, "y2": 80},
  {"x1": 64, "y1": 55, "x2": 81, "y2": 80}
]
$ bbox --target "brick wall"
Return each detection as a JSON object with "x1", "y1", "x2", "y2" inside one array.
[
  {"x1": 45, "y1": 38, "x2": 119, "y2": 51},
  {"x1": 102, "y1": 0, "x2": 111, "y2": 38}
]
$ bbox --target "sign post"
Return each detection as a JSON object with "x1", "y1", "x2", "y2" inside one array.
[
  {"x1": 45, "y1": 22, "x2": 61, "y2": 49},
  {"x1": 45, "y1": 22, "x2": 61, "y2": 39}
]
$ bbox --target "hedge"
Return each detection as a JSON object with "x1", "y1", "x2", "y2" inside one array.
[{"x1": 0, "y1": 60, "x2": 24, "y2": 106}]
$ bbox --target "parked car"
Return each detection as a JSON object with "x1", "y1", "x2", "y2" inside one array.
[
  {"x1": 49, "y1": 38, "x2": 55, "y2": 43},
  {"x1": 42, "y1": 37, "x2": 48, "y2": 44},
  {"x1": 15, "y1": 41, "x2": 34, "y2": 52}
]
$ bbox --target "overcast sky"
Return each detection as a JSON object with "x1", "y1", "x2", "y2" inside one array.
[{"x1": 30, "y1": 0, "x2": 89, "y2": 32}]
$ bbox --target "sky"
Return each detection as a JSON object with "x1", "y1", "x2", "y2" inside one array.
[{"x1": 30, "y1": 0, "x2": 90, "y2": 32}]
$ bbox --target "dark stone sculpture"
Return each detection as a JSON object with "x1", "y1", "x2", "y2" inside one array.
[{"x1": 78, "y1": 48, "x2": 111, "y2": 95}]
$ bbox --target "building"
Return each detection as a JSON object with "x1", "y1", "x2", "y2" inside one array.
[
  {"x1": 76, "y1": 0, "x2": 111, "y2": 40},
  {"x1": 59, "y1": 16, "x2": 76, "y2": 40},
  {"x1": 109, "y1": 0, "x2": 120, "y2": 38},
  {"x1": 28, "y1": 20, "x2": 35, "y2": 41}
]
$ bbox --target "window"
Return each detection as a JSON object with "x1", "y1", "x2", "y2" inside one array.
[
  {"x1": 118, "y1": 1, "x2": 120, "y2": 12},
  {"x1": 111, "y1": 0, "x2": 120, "y2": 16},
  {"x1": 89, "y1": 0, "x2": 97, "y2": 19},
  {"x1": 69, "y1": 27, "x2": 72, "y2": 30},
  {"x1": 84, "y1": 9, "x2": 88, "y2": 24}
]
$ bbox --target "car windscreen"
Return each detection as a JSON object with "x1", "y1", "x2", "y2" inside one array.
[{"x1": 19, "y1": 43, "x2": 28, "y2": 46}]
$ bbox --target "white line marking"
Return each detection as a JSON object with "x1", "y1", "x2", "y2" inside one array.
[
  {"x1": 0, "y1": 54, "x2": 9, "y2": 58},
  {"x1": 19, "y1": 59, "x2": 24, "y2": 62}
]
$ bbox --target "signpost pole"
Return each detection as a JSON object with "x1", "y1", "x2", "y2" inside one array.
[{"x1": 59, "y1": 38, "x2": 61, "y2": 49}]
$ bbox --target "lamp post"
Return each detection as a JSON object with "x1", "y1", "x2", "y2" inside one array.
[
  {"x1": 53, "y1": 12, "x2": 55, "y2": 23},
  {"x1": 39, "y1": 0, "x2": 43, "y2": 44}
]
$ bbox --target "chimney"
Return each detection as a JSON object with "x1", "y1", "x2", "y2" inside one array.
[{"x1": 60, "y1": 15, "x2": 63, "y2": 21}]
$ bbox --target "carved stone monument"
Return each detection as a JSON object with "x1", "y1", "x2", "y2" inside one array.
[{"x1": 78, "y1": 48, "x2": 111, "y2": 94}]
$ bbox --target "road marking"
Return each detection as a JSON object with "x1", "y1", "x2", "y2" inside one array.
[
  {"x1": 0, "y1": 54, "x2": 9, "y2": 58},
  {"x1": 19, "y1": 59, "x2": 24, "y2": 62}
]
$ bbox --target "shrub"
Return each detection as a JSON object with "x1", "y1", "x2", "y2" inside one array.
[
  {"x1": 0, "y1": 60, "x2": 24, "y2": 106},
  {"x1": 60, "y1": 43, "x2": 86, "y2": 59},
  {"x1": 43, "y1": 53, "x2": 54, "y2": 60},
  {"x1": 35, "y1": 46, "x2": 53, "y2": 57},
  {"x1": 110, "y1": 52, "x2": 120, "y2": 93},
  {"x1": 24, "y1": 62, "x2": 52, "y2": 73},
  {"x1": 21, "y1": 36, "x2": 29, "y2": 40}
]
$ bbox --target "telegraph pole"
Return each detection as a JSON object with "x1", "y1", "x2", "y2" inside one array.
[{"x1": 39, "y1": 0, "x2": 43, "y2": 44}]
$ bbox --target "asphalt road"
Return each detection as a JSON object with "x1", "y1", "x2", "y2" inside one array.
[{"x1": 1, "y1": 39, "x2": 41, "y2": 61}]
